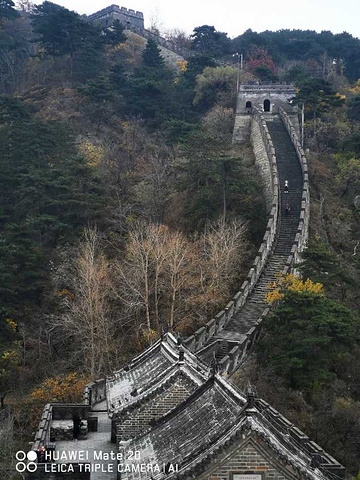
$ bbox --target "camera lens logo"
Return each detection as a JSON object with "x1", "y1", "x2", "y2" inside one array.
[{"x1": 15, "y1": 451, "x2": 38, "y2": 473}]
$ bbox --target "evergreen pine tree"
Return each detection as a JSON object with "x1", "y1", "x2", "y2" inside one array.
[
  {"x1": 0, "y1": 0, "x2": 18, "y2": 20},
  {"x1": 0, "y1": 97, "x2": 104, "y2": 320},
  {"x1": 103, "y1": 19, "x2": 127, "y2": 46},
  {"x1": 142, "y1": 38, "x2": 165, "y2": 69}
]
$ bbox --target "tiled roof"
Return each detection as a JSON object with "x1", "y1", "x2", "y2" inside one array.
[
  {"x1": 118, "y1": 376, "x2": 344, "y2": 480},
  {"x1": 107, "y1": 333, "x2": 208, "y2": 415}
]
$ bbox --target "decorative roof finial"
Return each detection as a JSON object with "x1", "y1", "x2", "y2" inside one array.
[
  {"x1": 210, "y1": 351, "x2": 220, "y2": 377},
  {"x1": 246, "y1": 383, "x2": 256, "y2": 409}
]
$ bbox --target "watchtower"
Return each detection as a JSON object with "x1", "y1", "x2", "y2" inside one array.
[
  {"x1": 233, "y1": 83, "x2": 298, "y2": 143},
  {"x1": 88, "y1": 4, "x2": 145, "y2": 31}
]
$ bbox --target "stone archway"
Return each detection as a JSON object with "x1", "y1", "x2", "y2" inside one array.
[
  {"x1": 245, "y1": 101, "x2": 252, "y2": 109},
  {"x1": 264, "y1": 99, "x2": 271, "y2": 112}
]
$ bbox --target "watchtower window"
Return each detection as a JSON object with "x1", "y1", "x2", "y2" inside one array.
[
  {"x1": 264, "y1": 99, "x2": 271, "y2": 112},
  {"x1": 245, "y1": 101, "x2": 252, "y2": 109}
]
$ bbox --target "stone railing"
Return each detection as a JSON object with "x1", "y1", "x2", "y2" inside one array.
[
  {"x1": 217, "y1": 110, "x2": 310, "y2": 374},
  {"x1": 83, "y1": 378, "x2": 106, "y2": 407},
  {"x1": 279, "y1": 107, "x2": 310, "y2": 272},
  {"x1": 200, "y1": 306, "x2": 270, "y2": 374},
  {"x1": 184, "y1": 108, "x2": 280, "y2": 354},
  {"x1": 31, "y1": 403, "x2": 53, "y2": 452},
  {"x1": 31, "y1": 378, "x2": 105, "y2": 454},
  {"x1": 31, "y1": 402, "x2": 92, "y2": 453}
]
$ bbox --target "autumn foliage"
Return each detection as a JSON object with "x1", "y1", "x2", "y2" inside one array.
[
  {"x1": 246, "y1": 46, "x2": 277, "y2": 75},
  {"x1": 266, "y1": 273, "x2": 324, "y2": 304},
  {"x1": 29, "y1": 372, "x2": 88, "y2": 404}
]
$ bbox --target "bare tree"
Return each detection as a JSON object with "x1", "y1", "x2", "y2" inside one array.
[
  {"x1": 16, "y1": 0, "x2": 34, "y2": 12},
  {"x1": 164, "y1": 230, "x2": 191, "y2": 330},
  {"x1": 0, "y1": 409, "x2": 16, "y2": 480},
  {"x1": 115, "y1": 223, "x2": 191, "y2": 334},
  {"x1": 164, "y1": 29, "x2": 191, "y2": 50},
  {"x1": 148, "y1": 8, "x2": 164, "y2": 36},
  {"x1": 116, "y1": 223, "x2": 155, "y2": 334},
  {"x1": 133, "y1": 150, "x2": 172, "y2": 221},
  {"x1": 52, "y1": 228, "x2": 114, "y2": 379},
  {"x1": 201, "y1": 218, "x2": 248, "y2": 299}
]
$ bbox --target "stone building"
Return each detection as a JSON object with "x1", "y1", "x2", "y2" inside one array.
[
  {"x1": 27, "y1": 335, "x2": 344, "y2": 480},
  {"x1": 107, "y1": 333, "x2": 209, "y2": 443},
  {"x1": 233, "y1": 83, "x2": 299, "y2": 144},
  {"x1": 118, "y1": 375, "x2": 344, "y2": 480},
  {"x1": 88, "y1": 4, "x2": 144, "y2": 30}
]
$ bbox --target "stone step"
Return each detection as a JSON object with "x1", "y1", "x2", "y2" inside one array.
[{"x1": 198, "y1": 116, "x2": 304, "y2": 360}]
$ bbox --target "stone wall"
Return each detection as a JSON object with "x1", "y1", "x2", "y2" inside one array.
[
  {"x1": 31, "y1": 404, "x2": 53, "y2": 452},
  {"x1": 237, "y1": 84, "x2": 297, "y2": 115},
  {"x1": 199, "y1": 439, "x2": 294, "y2": 480},
  {"x1": 88, "y1": 5, "x2": 192, "y2": 59},
  {"x1": 88, "y1": 4, "x2": 144, "y2": 30},
  {"x1": 232, "y1": 114, "x2": 251, "y2": 143},
  {"x1": 31, "y1": 403, "x2": 92, "y2": 451},
  {"x1": 83, "y1": 378, "x2": 106, "y2": 407},
  {"x1": 251, "y1": 117, "x2": 273, "y2": 213},
  {"x1": 233, "y1": 84, "x2": 297, "y2": 144},
  {"x1": 115, "y1": 373, "x2": 196, "y2": 441},
  {"x1": 184, "y1": 108, "x2": 279, "y2": 362}
]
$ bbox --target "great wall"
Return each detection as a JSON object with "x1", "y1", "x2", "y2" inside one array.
[
  {"x1": 26, "y1": 8, "x2": 345, "y2": 480},
  {"x1": 88, "y1": 4, "x2": 191, "y2": 60}
]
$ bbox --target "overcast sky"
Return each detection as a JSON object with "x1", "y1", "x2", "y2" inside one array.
[{"x1": 42, "y1": 0, "x2": 360, "y2": 39}]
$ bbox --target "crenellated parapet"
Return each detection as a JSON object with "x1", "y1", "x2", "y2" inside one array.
[{"x1": 88, "y1": 4, "x2": 144, "y2": 30}]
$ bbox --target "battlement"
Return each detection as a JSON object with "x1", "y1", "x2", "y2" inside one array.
[
  {"x1": 88, "y1": 4, "x2": 144, "y2": 21},
  {"x1": 240, "y1": 82, "x2": 295, "y2": 90}
]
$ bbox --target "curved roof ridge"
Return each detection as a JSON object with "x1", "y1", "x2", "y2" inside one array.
[
  {"x1": 118, "y1": 376, "x2": 337, "y2": 480},
  {"x1": 111, "y1": 360, "x2": 208, "y2": 418}
]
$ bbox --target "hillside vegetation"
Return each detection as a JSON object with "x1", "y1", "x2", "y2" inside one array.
[{"x1": 0, "y1": 1, "x2": 360, "y2": 477}]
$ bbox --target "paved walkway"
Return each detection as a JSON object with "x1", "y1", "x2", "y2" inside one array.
[{"x1": 55, "y1": 411, "x2": 117, "y2": 480}]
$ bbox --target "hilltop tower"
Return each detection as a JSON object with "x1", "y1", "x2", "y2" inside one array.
[
  {"x1": 233, "y1": 83, "x2": 299, "y2": 143},
  {"x1": 88, "y1": 4, "x2": 144, "y2": 31}
]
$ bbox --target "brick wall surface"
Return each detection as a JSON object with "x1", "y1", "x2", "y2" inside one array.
[
  {"x1": 251, "y1": 120, "x2": 273, "y2": 213},
  {"x1": 117, "y1": 375, "x2": 196, "y2": 440},
  {"x1": 201, "y1": 441, "x2": 295, "y2": 480}
]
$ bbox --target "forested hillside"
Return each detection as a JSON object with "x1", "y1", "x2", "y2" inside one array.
[{"x1": 0, "y1": 0, "x2": 360, "y2": 477}]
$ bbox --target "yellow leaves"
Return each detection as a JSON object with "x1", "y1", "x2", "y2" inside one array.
[
  {"x1": 346, "y1": 79, "x2": 360, "y2": 96},
  {"x1": 140, "y1": 328, "x2": 159, "y2": 347},
  {"x1": 335, "y1": 155, "x2": 360, "y2": 185},
  {"x1": 55, "y1": 288, "x2": 74, "y2": 299},
  {"x1": 1, "y1": 350, "x2": 17, "y2": 361},
  {"x1": 5, "y1": 318, "x2": 17, "y2": 331},
  {"x1": 29, "y1": 372, "x2": 89, "y2": 403},
  {"x1": 336, "y1": 92, "x2": 346, "y2": 100},
  {"x1": 266, "y1": 289, "x2": 285, "y2": 304},
  {"x1": 78, "y1": 141, "x2": 104, "y2": 167},
  {"x1": 289, "y1": 276, "x2": 324, "y2": 295},
  {"x1": 176, "y1": 60, "x2": 188, "y2": 73},
  {"x1": 266, "y1": 274, "x2": 324, "y2": 304}
]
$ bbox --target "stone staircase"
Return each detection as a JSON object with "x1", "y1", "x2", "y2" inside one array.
[{"x1": 198, "y1": 116, "x2": 304, "y2": 360}]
